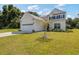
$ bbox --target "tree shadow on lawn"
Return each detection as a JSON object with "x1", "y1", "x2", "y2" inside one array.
[{"x1": 36, "y1": 36, "x2": 53, "y2": 42}]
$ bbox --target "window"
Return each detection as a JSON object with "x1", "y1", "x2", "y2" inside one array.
[
  {"x1": 49, "y1": 16, "x2": 55, "y2": 19},
  {"x1": 58, "y1": 15, "x2": 61, "y2": 19},
  {"x1": 49, "y1": 14, "x2": 65, "y2": 20},
  {"x1": 60, "y1": 14, "x2": 65, "y2": 18},
  {"x1": 55, "y1": 16, "x2": 57, "y2": 19},
  {"x1": 63, "y1": 15, "x2": 65, "y2": 18},
  {"x1": 52, "y1": 16, "x2": 57, "y2": 19},
  {"x1": 54, "y1": 15, "x2": 61, "y2": 19},
  {"x1": 60, "y1": 15, "x2": 62, "y2": 18},
  {"x1": 54, "y1": 23, "x2": 60, "y2": 29},
  {"x1": 52, "y1": 16, "x2": 55, "y2": 19},
  {"x1": 49, "y1": 17, "x2": 52, "y2": 19}
]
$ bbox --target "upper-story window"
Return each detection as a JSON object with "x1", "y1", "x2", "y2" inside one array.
[
  {"x1": 57, "y1": 15, "x2": 60, "y2": 19},
  {"x1": 49, "y1": 14, "x2": 65, "y2": 20},
  {"x1": 52, "y1": 16, "x2": 55, "y2": 19},
  {"x1": 63, "y1": 15, "x2": 65, "y2": 18},
  {"x1": 60, "y1": 14, "x2": 65, "y2": 18},
  {"x1": 55, "y1": 15, "x2": 57, "y2": 19}
]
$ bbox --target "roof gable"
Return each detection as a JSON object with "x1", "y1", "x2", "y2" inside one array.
[
  {"x1": 49, "y1": 8, "x2": 66, "y2": 15},
  {"x1": 21, "y1": 12, "x2": 45, "y2": 22}
]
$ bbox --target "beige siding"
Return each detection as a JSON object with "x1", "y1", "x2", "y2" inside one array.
[
  {"x1": 49, "y1": 20, "x2": 66, "y2": 31},
  {"x1": 33, "y1": 20, "x2": 44, "y2": 31}
]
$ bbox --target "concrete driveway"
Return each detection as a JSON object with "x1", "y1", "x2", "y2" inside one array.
[
  {"x1": 0, "y1": 31, "x2": 24, "y2": 37},
  {"x1": 0, "y1": 32, "x2": 16, "y2": 37}
]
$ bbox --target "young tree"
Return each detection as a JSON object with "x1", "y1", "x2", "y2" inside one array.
[
  {"x1": 76, "y1": 22, "x2": 79, "y2": 28},
  {"x1": 43, "y1": 20, "x2": 49, "y2": 39}
]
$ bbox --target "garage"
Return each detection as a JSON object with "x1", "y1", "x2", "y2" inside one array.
[{"x1": 21, "y1": 24, "x2": 33, "y2": 33}]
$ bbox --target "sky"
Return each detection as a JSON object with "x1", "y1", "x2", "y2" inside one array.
[{"x1": 0, "y1": 4, "x2": 79, "y2": 19}]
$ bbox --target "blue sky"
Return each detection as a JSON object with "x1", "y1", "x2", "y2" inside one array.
[{"x1": 0, "y1": 4, "x2": 79, "y2": 19}]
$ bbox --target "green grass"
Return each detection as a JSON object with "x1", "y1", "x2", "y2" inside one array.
[
  {"x1": 0, "y1": 29, "x2": 18, "y2": 33},
  {"x1": 0, "y1": 29, "x2": 79, "y2": 54}
]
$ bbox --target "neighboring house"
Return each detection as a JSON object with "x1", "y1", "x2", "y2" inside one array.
[{"x1": 20, "y1": 8, "x2": 66, "y2": 33}]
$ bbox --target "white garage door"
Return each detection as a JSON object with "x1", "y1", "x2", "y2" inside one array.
[{"x1": 21, "y1": 25, "x2": 33, "y2": 33}]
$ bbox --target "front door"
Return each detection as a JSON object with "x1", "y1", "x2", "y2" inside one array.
[{"x1": 54, "y1": 23, "x2": 60, "y2": 30}]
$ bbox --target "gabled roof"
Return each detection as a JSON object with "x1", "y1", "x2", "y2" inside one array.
[
  {"x1": 49, "y1": 8, "x2": 66, "y2": 15},
  {"x1": 22, "y1": 12, "x2": 46, "y2": 23},
  {"x1": 29, "y1": 12, "x2": 46, "y2": 22},
  {"x1": 21, "y1": 8, "x2": 66, "y2": 22},
  {"x1": 41, "y1": 16, "x2": 48, "y2": 20},
  {"x1": 53, "y1": 8, "x2": 66, "y2": 12}
]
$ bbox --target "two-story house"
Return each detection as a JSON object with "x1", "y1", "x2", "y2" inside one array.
[
  {"x1": 48, "y1": 8, "x2": 66, "y2": 31},
  {"x1": 20, "y1": 8, "x2": 66, "y2": 33}
]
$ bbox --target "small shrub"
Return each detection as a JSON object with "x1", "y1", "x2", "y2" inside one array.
[
  {"x1": 32, "y1": 30, "x2": 35, "y2": 32},
  {"x1": 66, "y1": 24, "x2": 73, "y2": 29},
  {"x1": 76, "y1": 22, "x2": 79, "y2": 29},
  {"x1": 18, "y1": 29, "x2": 21, "y2": 31}
]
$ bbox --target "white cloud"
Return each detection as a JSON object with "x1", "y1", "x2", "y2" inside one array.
[
  {"x1": 43, "y1": 8, "x2": 49, "y2": 11},
  {"x1": 21, "y1": 10, "x2": 26, "y2": 12},
  {"x1": 27, "y1": 5, "x2": 51, "y2": 16},
  {"x1": 38, "y1": 11, "x2": 43, "y2": 15},
  {"x1": 66, "y1": 15, "x2": 74, "y2": 19},
  {"x1": 38, "y1": 8, "x2": 51, "y2": 16},
  {"x1": 27, "y1": 5, "x2": 40, "y2": 11},
  {"x1": 42, "y1": 11, "x2": 51, "y2": 16},
  {"x1": 67, "y1": 15, "x2": 72, "y2": 18},
  {"x1": 55, "y1": 4, "x2": 66, "y2": 10},
  {"x1": 27, "y1": 5, "x2": 49, "y2": 16},
  {"x1": 57, "y1": 4, "x2": 65, "y2": 7}
]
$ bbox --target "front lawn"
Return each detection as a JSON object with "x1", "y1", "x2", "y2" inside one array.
[
  {"x1": 0, "y1": 29, "x2": 18, "y2": 33},
  {"x1": 0, "y1": 29, "x2": 79, "y2": 54}
]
